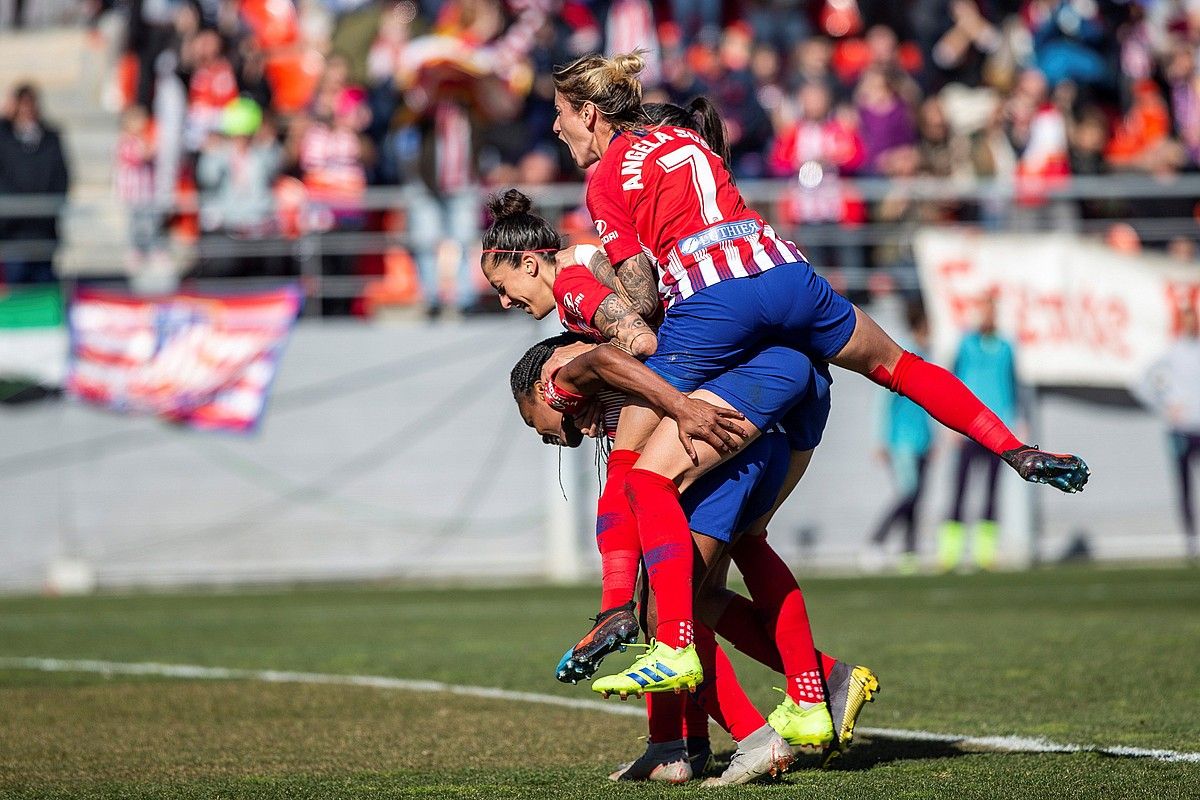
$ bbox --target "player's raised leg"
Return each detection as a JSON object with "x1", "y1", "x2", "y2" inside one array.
[{"x1": 836, "y1": 307, "x2": 1089, "y2": 492}]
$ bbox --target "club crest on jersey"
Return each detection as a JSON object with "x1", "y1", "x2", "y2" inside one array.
[{"x1": 678, "y1": 220, "x2": 762, "y2": 256}]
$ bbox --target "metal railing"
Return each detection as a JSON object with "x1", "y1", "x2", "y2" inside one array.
[{"x1": 2, "y1": 173, "x2": 1198, "y2": 312}]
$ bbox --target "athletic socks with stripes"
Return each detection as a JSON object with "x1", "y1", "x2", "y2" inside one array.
[{"x1": 732, "y1": 533, "x2": 825, "y2": 706}]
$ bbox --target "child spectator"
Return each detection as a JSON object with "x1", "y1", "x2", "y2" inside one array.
[
  {"x1": 183, "y1": 28, "x2": 239, "y2": 153},
  {"x1": 195, "y1": 97, "x2": 283, "y2": 275},
  {"x1": 114, "y1": 105, "x2": 165, "y2": 271}
]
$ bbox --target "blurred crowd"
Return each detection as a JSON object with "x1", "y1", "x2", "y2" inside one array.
[{"x1": 5, "y1": 0, "x2": 1200, "y2": 308}]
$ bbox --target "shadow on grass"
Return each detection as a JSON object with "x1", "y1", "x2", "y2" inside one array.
[
  {"x1": 709, "y1": 735, "x2": 969, "y2": 777},
  {"x1": 826, "y1": 735, "x2": 971, "y2": 770}
]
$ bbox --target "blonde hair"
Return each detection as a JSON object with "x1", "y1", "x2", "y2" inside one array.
[{"x1": 552, "y1": 51, "x2": 647, "y2": 129}]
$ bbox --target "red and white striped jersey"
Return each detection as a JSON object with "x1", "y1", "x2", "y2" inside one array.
[
  {"x1": 596, "y1": 388, "x2": 626, "y2": 440},
  {"x1": 587, "y1": 125, "x2": 806, "y2": 309},
  {"x1": 115, "y1": 133, "x2": 155, "y2": 206}
]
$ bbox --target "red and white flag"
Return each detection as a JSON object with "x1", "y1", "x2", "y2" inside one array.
[{"x1": 66, "y1": 287, "x2": 302, "y2": 432}]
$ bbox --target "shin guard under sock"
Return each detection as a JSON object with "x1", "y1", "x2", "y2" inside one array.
[
  {"x1": 597, "y1": 450, "x2": 642, "y2": 609},
  {"x1": 625, "y1": 468, "x2": 694, "y2": 648}
]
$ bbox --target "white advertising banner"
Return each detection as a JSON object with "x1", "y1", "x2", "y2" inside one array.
[{"x1": 914, "y1": 228, "x2": 1200, "y2": 388}]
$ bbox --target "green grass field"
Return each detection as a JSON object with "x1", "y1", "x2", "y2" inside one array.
[{"x1": 2, "y1": 565, "x2": 1199, "y2": 799}]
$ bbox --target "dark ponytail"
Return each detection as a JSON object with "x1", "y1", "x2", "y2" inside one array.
[
  {"x1": 482, "y1": 189, "x2": 564, "y2": 269},
  {"x1": 687, "y1": 97, "x2": 731, "y2": 175},
  {"x1": 642, "y1": 98, "x2": 733, "y2": 181}
]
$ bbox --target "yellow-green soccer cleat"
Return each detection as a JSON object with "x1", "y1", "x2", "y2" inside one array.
[
  {"x1": 591, "y1": 640, "x2": 703, "y2": 700},
  {"x1": 821, "y1": 662, "x2": 881, "y2": 767},
  {"x1": 766, "y1": 695, "x2": 835, "y2": 754}
]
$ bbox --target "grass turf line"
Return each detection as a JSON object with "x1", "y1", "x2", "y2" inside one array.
[{"x1": 1, "y1": 565, "x2": 1199, "y2": 797}]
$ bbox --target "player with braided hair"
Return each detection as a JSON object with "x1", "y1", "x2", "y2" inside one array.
[{"x1": 510, "y1": 334, "x2": 878, "y2": 783}]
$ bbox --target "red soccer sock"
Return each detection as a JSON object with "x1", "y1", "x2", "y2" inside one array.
[
  {"x1": 732, "y1": 535, "x2": 823, "y2": 704},
  {"x1": 624, "y1": 469, "x2": 694, "y2": 648},
  {"x1": 870, "y1": 351, "x2": 1022, "y2": 457},
  {"x1": 683, "y1": 696, "x2": 709, "y2": 741},
  {"x1": 597, "y1": 450, "x2": 642, "y2": 610},
  {"x1": 715, "y1": 594, "x2": 840, "y2": 676},
  {"x1": 715, "y1": 594, "x2": 783, "y2": 672},
  {"x1": 646, "y1": 690, "x2": 685, "y2": 743},
  {"x1": 692, "y1": 625, "x2": 764, "y2": 742},
  {"x1": 716, "y1": 594, "x2": 839, "y2": 678}
]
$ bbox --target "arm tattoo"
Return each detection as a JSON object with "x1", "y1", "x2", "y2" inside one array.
[
  {"x1": 594, "y1": 292, "x2": 654, "y2": 354},
  {"x1": 614, "y1": 253, "x2": 660, "y2": 322},
  {"x1": 585, "y1": 250, "x2": 619, "y2": 291}
]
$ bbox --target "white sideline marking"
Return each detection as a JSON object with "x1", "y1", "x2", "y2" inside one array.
[{"x1": 3, "y1": 657, "x2": 1198, "y2": 764}]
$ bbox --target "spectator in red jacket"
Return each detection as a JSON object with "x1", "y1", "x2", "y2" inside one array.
[{"x1": 770, "y1": 80, "x2": 866, "y2": 270}]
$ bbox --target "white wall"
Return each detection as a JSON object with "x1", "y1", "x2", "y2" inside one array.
[{"x1": 0, "y1": 311, "x2": 1186, "y2": 593}]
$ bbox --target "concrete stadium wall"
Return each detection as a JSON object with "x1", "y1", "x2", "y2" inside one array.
[{"x1": 0, "y1": 309, "x2": 1185, "y2": 593}]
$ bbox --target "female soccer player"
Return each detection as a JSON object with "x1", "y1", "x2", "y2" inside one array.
[
  {"x1": 542, "y1": 52, "x2": 1088, "y2": 698},
  {"x1": 482, "y1": 189, "x2": 848, "y2": 754},
  {"x1": 509, "y1": 334, "x2": 879, "y2": 784}
]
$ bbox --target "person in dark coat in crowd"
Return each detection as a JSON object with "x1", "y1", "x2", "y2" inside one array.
[{"x1": 0, "y1": 83, "x2": 71, "y2": 284}]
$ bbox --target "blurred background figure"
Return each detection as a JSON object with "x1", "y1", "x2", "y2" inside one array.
[
  {"x1": 0, "y1": 82, "x2": 70, "y2": 284},
  {"x1": 399, "y1": 0, "x2": 546, "y2": 320},
  {"x1": 114, "y1": 104, "x2": 167, "y2": 273},
  {"x1": 939, "y1": 290, "x2": 1019, "y2": 572},
  {"x1": 865, "y1": 302, "x2": 934, "y2": 574},
  {"x1": 670, "y1": 0, "x2": 721, "y2": 45},
  {"x1": 196, "y1": 97, "x2": 283, "y2": 278},
  {"x1": 1139, "y1": 305, "x2": 1200, "y2": 562},
  {"x1": 182, "y1": 27, "x2": 239, "y2": 156},
  {"x1": 769, "y1": 80, "x2": 866, "y2": 270},
  {"x1": 404, "y1": 91, "x2": 482, "y2": 320},
  {"x1": 290, "y1": 81, "x2": 373, "y2": 315}
]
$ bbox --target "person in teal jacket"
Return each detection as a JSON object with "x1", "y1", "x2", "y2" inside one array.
[
  {"x1": 869, "y1": 303, "x2": 934, "y2": 573},
  {"x1": 940, "y1": 292, "x2": 1019, "y2": 571}
]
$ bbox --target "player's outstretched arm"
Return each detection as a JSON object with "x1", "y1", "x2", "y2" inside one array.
[{"x1": 554, "y1": 344, "x2": 748, "y2": 459}]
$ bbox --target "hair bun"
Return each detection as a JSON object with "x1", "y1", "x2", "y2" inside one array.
[
  {"x1": 488, "y1": 189, "x2": 533, "y2": 220},
  {"x1": 609, "y1": 52, "x2": 646, "y2": 84}
]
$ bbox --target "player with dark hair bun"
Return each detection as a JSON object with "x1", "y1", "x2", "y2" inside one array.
[
  {"x1": 481, "y1": 190, "x2": 658, "y2": 357},
  {"x1": 482, "y1": 190, "x2": 564, "y2": 269}
]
